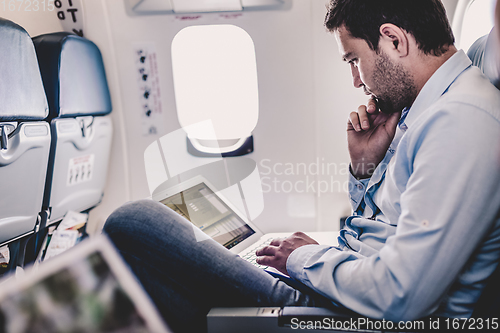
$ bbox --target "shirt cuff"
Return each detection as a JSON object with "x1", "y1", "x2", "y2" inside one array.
[
  {"x1": 348, "y1": 170, "x2": 370, "y2": 212},
  {"x1": 286, "y1": 244, "x2": 333, "y2": 282}
]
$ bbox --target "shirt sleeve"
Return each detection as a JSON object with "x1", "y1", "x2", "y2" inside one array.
[{"x1": 287, "y1": 106, "x2": 500, "y2": 321}]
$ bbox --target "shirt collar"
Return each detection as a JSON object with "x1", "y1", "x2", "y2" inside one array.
[{"x1": 402, "y1": 50, "x2": 472, "y2": 129}]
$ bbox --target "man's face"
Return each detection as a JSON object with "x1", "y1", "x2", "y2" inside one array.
[{"x1": 334, "y1": 26, "x2": 417, "y2": 114}]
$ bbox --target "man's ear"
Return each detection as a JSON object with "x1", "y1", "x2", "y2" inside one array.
[{"x1": 379, "y1": 23, "x2": 409, "y2": 57}]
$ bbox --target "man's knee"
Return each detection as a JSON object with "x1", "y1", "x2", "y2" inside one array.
[{"x1": 103, "y1": 199, "x2": 171, "y2": 242}]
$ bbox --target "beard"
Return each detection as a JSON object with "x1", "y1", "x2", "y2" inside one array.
[{"x1": 371, "y1": 52, "x2": 417, "y2": 114}]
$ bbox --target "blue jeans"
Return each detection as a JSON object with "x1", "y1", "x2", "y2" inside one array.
[{"x1": 103, "y1": 200, "x2": 337, "y2": 332}]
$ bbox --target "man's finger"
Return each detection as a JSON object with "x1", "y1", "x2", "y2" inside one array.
[
  {"x1": 255, "y1": 256, "x2": 273, "y2": 266},
  {"x1": 347, "y1": 117, "x2": 355, "y2": 131},
  {"x1": 270, "y1": 238, "x2": 282, "y2": 247},
  {"x1": 349, "y1": 111, "x2": 362, "y2": 132},
  {"x1": 367, "y1": 98, "x2": 378, "y2": 113},
  {"x1": 255, "y1": 245, "x2": 277, "y2": 257},
  {"x1": 357, "y1": 105, "x2": 371, "y2": 130}
]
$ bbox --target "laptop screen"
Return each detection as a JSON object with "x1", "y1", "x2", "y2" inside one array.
[{"x1": 159, "y1": 182, "x2": 256, "y2": 249}]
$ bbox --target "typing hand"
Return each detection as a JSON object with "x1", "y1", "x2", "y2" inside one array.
[
  {"x1": 348, "y1": 98, "x2": 401, "y2": 179},
  {"x1": 255, "y1": 232, "x2": 319, "y2": 275}
]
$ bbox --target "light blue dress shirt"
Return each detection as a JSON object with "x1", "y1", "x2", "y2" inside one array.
[{"x1": 287, "y1": 51, "x2": 500, "y2": 321}]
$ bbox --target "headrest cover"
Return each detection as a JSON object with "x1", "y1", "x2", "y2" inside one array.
[
  {"x1": 33, "y1": 32, "x2": 112, "y2": 119},
  {"x1": 468, "y1": 28, "x2": 500, "y2": 89},
  {"x1": 0, "y1": 18, "x2": 48, "y2": 121}
]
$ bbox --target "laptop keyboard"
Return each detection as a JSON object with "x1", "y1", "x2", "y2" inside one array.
[{"x1": 240, "y1": 238, "x2": 274, "y2": 269}]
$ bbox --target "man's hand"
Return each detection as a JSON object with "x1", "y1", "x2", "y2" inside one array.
[
  {"x1": 255, "y1": 232, "x2": 319, "y2": 275},
  {"x1": 348, "y1": 99, "x2": 401, "y2": 179}
]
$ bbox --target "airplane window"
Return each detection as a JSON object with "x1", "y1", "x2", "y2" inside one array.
[
  {"x1": 171, "y1": 25, "x2": 259, "y2": 155},
  {"x1": 459, "y1": 0, "x2": 496, "y2": 52}
]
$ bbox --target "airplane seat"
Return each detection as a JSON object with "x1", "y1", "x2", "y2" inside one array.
[
  {"x1": 467, "y1": 27, "x2": 500, "y2": 320},
  {"x1": 467, "y1": 27, "x2": 500, "y2": 89},
  {"x1": 0, "y1": 18, "x2": 51, "y2": 272},
  {"x1": 31, "y1": 32, "x2": 113, "y2": 230},
  {"x1": 206, "y1": 30, "x2": 500, "y2": 332}
]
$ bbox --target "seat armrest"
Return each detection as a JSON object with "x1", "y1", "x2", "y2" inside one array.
[
  {"x1": 208, "y1": 306, "x2": 447, "y2": 332},
  {"x1": 208, "y1": 307, "x2": 283, "y2": 333},
  {"x1": 208, "y1": 307, "x2": 373, "y2": 333}
]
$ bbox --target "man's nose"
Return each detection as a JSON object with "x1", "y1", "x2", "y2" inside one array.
[{"x1": 351, "y1": 65, "x2": 363, "y2": 88}]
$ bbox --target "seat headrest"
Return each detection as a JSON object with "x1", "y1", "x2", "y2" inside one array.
[
  {"x1": 468, "y1": 28, "x2": 500, "y2": 89},
  {"x1": 0, "y1": 18, "x2": 48, "y2": 121},
  {"x1": 32, "y1": 32, "x2": 112, "y2": 119}
]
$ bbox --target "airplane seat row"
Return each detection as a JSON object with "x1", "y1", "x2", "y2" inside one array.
[
  {"x1": 32, "y1": 32, "x2": 113, "y2": 224},
  {"x1": 0, "y1": 18, "x2": 113, "y2": 272},
  {"x1": 0, "y1": 18, "x2": 51, "y2": 269}
]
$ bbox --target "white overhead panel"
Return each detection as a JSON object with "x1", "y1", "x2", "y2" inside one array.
[
  {"x1": 127, "y1": 0, "x2": 286, "y2": 15},
  {"x1": 172, "y1": 0, "x2": 242, "y2": 13},
  {"x1": 241, "y1": 0, "x2": 284, "y2": 8},
  {"x1": 131, "y1": 0, "x2": 174, "y2": 13}
]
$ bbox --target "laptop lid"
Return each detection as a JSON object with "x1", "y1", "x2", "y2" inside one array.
[
  {"x1": 0, "y1": 235, "x2": 171, "y2": 333},
  {"x1": 152, "y1": 175, "x2": 265, "y2": 254}
]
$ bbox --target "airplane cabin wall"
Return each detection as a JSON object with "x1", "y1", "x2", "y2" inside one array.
[
  {"x1": 92, "y1": 0, "x2": 359, "y2": 234},
  {"x1": 443, "y1": 0, "x2": 459, "y2": 23},
  {"x1": 0, "y1": 0, "x2": 461, "y2": 235}
]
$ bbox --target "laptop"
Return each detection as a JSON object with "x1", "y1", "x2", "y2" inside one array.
[
  {"x1": 0, "y1": 235, "x2": 171, "y2": 333},
  {"x1": 152, "y1": 175, "x2": 338, "y2": 273}
]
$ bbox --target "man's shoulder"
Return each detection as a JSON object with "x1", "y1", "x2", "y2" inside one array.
[
  {"x1": 410, "y1": 66, "x2": 500, "y2": 131},
  {"x1": 403, "y1": 66, "x2": 500, "y2": 152},
  {"x1": 436, "y1": 65, "x2": 500, "y2": 122}
]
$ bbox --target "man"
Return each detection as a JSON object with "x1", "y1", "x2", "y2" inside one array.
[
  {"x1": 257, "y1": 0, "x2": 500, "y2": 319},
  {"x1": 104, "y1": 0, "x2": 500, "y2": 331}
]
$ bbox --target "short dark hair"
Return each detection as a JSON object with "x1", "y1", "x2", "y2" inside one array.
[{"x1": 325, "y1": 0, "x2": 455, "y2": 56}]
